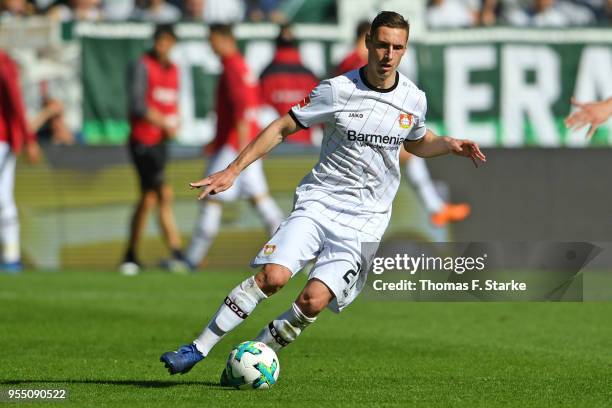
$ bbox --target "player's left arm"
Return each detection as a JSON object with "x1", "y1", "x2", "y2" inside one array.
[{"x1": 403, "y1": 128, "x2": 486, "y2": 167}]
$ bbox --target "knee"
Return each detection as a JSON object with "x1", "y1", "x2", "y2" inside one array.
[
  {"x1": 160, "y1": 185, "x2": 174, "y2": 202},
  {"x1": 295, "y1": 290, "x2": 329, "y2": 318},
  {"x1": 255, "y1": 264, "x2": 291, "y2": 296},
  {"x1": 141, "y1": 191, "x2": 157, "y2": 208}
]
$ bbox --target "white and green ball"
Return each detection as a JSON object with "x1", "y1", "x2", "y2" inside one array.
[{"x1": 222, "y1": 341, "x2": 280, "y2": 390}]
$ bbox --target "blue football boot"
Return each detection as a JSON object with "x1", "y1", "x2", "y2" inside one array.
[
  {"x1": 160, "y1": 344, "x2": 204, "y2": 375},
  {"x1": 0, "y1": 261, "x2": 22, "y2": 274}
]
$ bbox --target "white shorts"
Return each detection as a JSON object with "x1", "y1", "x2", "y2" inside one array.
[
  {"x1": 206, "y1": 145, "x2": 269, "y2": 202},
  {"x1": 251, "y1": 208, "x2": 380, "y2": 313}
]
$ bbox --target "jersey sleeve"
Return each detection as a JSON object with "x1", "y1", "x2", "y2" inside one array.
[
  {"x1": 127, "y1": 60, "x2": 148, "y2": 118},
  {"x1": 407, "y1": 92, "x2": 427, "y2": 141},
  {"x1": 289, "y1": 79, "x2": 335, "y2": 129}
]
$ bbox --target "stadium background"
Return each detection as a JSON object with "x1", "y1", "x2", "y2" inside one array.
[{"x1": 2, "y1": 0, "x2": 611, "y2": 270}]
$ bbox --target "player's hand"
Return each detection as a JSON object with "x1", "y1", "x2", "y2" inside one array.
[
  {"x1": 164, "y1": 126, "x2": 178, "y2": 140},
  {"x1": 25, "y1": 142, "x2": 41, "y2": 165},
  {"x1": 447, "y1": 138, "x2": 486, "y2": 168},
  {"x1": 189, "y1": 166, "x2": 240, "y2": 200},
  {"x1": 564, "y1": 98, "x2": 612, "y2": 139}
]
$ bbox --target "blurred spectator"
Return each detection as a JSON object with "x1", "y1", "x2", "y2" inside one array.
[
  {"x1": 47, "y1": 0, "x2": 103, "y2": 22},
  {"x1": 120, "y1": 24, "x2": 187, "y2": 274},
  {"x1": 504, "y1": 0, "x2": 596, "y2": 26},
  {"x1": 259, "y1": 24, "x2": 319, "y2": 144},
  {"x1": 0, "y1": 49, "x2": 41, "y2": 273},
  {"x1": 30, "y1": 82, "x2": 74, "y2": 145},
  {"x1": 479, "y1": 0, "x2": 502, "y2": 25},
  {"x1": 202, "y1": 0, "x2": 244, "y2": 23},
  {"x1": 334, "y1": 20, "x2": 369, "y2": 76},
  {"x1": 182, "y1": 0, "x2": 204, "y2": 21},
  {"x1": 245, "y1": 0, "x2": 286, "y2": 23},
  {"x1": 427, "y1": 0, "x2": 477, "y2": 28},
  {"x1": 571, "y1": 0, "x2": 612, "y2": 22},
  {"x1": 0, "y1": 0, "x2": 35, "y2": 19},
  {"x1": 102, "y1": 0, "x2": 134, "y2": 21},
  {"x1": 131, "y1": 0, "x2": 181, "y2": 23}
]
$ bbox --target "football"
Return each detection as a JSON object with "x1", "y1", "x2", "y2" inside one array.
[{"x1": 221, "y1": 341, "x2": 280, "y2": 390}]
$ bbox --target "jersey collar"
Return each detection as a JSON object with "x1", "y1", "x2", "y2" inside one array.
[{"x1": 359, "y1": 66, "x2": 399, "y2": 93}]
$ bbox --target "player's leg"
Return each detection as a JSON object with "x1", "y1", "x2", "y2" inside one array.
[
  {"x1": 185, "y1": 146, "x2": 238, "y2": 269},
  {"x1": 157, "y1": 182, "x2": 188, "y2": 269},
  {"x1": 161, "y1": 212, "x2": 322, "y2": 374},
  {"x1": 185, "y1": 199, "x2": 223, "y2": 268},
  {"x1": 193, "y1": 264, "x2": 291, "y2": 354},
  {"x1": 120, "y1": 144, "x2": 158, "y2": 273},
  {"x1": 243, "y1": 159, "x2": 284, "y2": 235},
  {"x1": 255, "y1": 222, "x2": 378, "y2": 351},
  {"x1": 401, "y1": 150, "x2": 444, "y2": 214},
  {"x1": 250, "y1": 193, "x2": 284, "y2": 235},
  {"x1": 160, "y1": 263, "x2": 291, "y2": 375},
  {"x1": 121, "y1": 189, "x2": 157, "y2": 272},
  {"x1": 255, "y1": 278, "x2": 333, "y2": 351},
  {"x1": 0, "y1": 143, "x2": 20, "y2": 272},
  {"x1": 401, "y1": 150, "x2": 470, "y2": 227}
]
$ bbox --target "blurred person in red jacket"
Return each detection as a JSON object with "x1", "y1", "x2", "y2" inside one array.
[
  {"x1": 335, "y1": 20, "x2": 470, "y2": 227},
  {"x1": 259, "y1": 23, "x2": 319, "y2": 145},
  {"x1": 184, "y1": 23, "x2": 283, "y2": 270},
  {"x1": 120, "y1": 24, "x2": 187, "y2": 275},
  {"x1": 334, "y1": 19, "x2": 370, "y2": 77},
  {"x1": 0, "y1": 49, "x2": 41, "y2": 273}
]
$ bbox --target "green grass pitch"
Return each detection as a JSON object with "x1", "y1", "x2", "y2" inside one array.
[{"x1": 1, "y1": 270, "x2": 610, "y2": 407}]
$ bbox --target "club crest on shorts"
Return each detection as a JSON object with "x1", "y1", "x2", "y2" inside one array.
[
  {"x1": 398, "y1": 112, "x2": 414, "y2": 129},
  {"x1": 263, "y1": 244, "x2": 276, "y2": 256}
]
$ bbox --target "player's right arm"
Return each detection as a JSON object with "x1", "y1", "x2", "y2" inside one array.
[
  {"x1": 190, "y1": 79, "x2": 334, "y2": 200},
  {"x1": 189, "y1": 113, "x2": 300, "y2": 200}
]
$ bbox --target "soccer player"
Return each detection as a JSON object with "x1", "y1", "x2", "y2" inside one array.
[
  {"x1": 160, "y1": 11, "x2": 485, "y2": 375},
  {"x1": 184, "y1": 24, "x2": 284, "y2": 270},
  {"x1": 336, "y1": 20, "x2": 471, "y2": 227},
  {"x1": 564, "y1": 97, "x2": 612, "y2": 138},
  {"x1": 259, "y1": 23, "x2": 319, "y2": 144},
  {"x1": 119, "y1": 24, "x2": 187, "y2": 275},
  {"x1": 0, "y1": 49, "x2": 41, "y2": 273}
]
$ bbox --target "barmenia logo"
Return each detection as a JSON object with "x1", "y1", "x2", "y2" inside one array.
[{"x1": 347, "y1": 129, "x2": 404, "y2": 147}]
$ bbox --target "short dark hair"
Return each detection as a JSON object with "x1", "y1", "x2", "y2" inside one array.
[
  {"x1": 356, "y1": 20, "x2": 371, "y2": 40},
  {"x1": 209, "y1": 23, "x2": 234, "y2": 38},
  {"x1": 369, "y1": 11, "x2": 409, "y2": 38},
  {"x1": 153, "y1": 24, "x2": 177, "y2": 41},
  {"x1": 276, "y1": 23, "x2": 297, "y2": 48}
]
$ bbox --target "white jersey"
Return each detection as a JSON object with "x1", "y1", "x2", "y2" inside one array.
[{"x1": 288, "y1": 67, "x2": 428, "y2": 239}]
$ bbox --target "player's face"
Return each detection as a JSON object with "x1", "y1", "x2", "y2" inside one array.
[
  {"x1": 365, "y1": 26, "x2": 408, "y2": 80},
  {"x1": 209, "y1": 32, "x2": 228, "y2": 56},
  {"x1": 154, "y1": 34, "x2": 176, "y2": 62}
]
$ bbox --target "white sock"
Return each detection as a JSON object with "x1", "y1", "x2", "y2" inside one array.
[
  {"x1": 194, "y1": 275, "x2": 267, "y2": 356},
  {"x1": 0, "y1": 147, "x2": 19, "y2": 264},
  {"x1": 0, "y1": 207, "x2": 19, "y2": 264},
  {"x1": 186, "y1": 201, "x2": 222, "y2": 266},
  {"x1": 255, "y1": 303, "x2": 316, "y2": 351},
  {"x1": 254, "y1": 195, "x2": 284, "y2": 235},
  {"x1": 405, "y1": 157, "x2": 444, "y2": 214}
]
